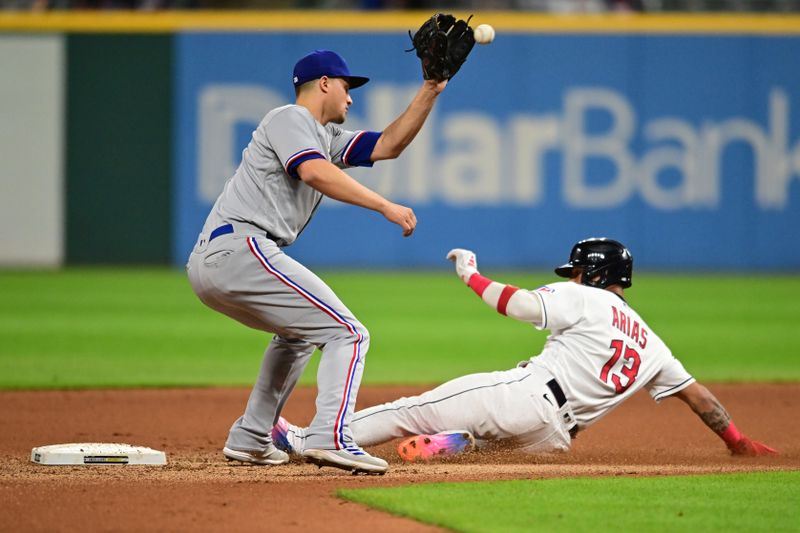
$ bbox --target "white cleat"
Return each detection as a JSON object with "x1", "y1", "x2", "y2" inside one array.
[
  {"x1": 223, "y1": 444, "x2": 289, "y2": 465},
  {"x1": 303, "y1": 447, "x2": 388, "y2": 475}
]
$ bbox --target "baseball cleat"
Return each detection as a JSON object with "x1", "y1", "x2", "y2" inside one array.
[
  {"x1": 271, "y1": 417, "x2": 303, "y2": 455},
  {"x1": 222, "y1": 444, "x2": 289, "y2": 465},
  {"x1": 397, "y1": 430, "x2": 476, "y2": 462},
  {"x1": 302, "y1": 447, "x2": 388, "y2": 475}
]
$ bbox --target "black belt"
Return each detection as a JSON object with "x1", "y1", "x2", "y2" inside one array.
[
  {"x1": 546, "y1": 378, "x2": 579, "y2": 439},
  {"x1": 546, "y1": 379, "x2": 567, "y2": 408},
  {"x1": 209, "y1": 223, "x2": 284, "y2": 246}
]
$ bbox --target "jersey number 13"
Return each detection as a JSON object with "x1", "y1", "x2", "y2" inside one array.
[{"x1": 600, "y1": 339, "x2": 641, "y2": 394}]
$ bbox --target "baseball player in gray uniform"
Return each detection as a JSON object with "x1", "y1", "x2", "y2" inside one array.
[
  {"x1": 273, "y1": 238, "x2": 777, "y2": 461},
  {"x1": 187, "y1": 49, "x2": 449, "y2": 474}
]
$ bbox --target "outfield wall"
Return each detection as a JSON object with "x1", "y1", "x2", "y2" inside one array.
[
  {"x1": 0, "y1": 35, "x2": 63, "y2": 267},
  {"x1": 65, "y1": 34, "x2": 173, "y2": 265},
  {"x1": 1, "y1": 13, "x2": 798, "y2": 269}
]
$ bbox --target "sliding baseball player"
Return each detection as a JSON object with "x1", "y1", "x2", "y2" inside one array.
[{"x1": 273, "y1": 239, "x2": 777, "y2": 461}]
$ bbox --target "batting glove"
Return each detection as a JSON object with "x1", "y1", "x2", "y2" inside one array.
[{"x1": 446, "y1": 248, "x2": 479, "y2": 283}]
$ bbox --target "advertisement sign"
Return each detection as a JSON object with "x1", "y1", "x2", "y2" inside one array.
[{"x1": 174, "y1": 32, "x2": 800, "y2": 269}]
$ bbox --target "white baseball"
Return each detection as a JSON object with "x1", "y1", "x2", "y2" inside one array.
[{"x1": 474, "y1": 24, "x2": 495, "y2": 45}]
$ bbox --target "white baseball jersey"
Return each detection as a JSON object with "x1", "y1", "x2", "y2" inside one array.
[
  {"x1": 288, "y1": 278, "x2": 695, "y2": 455},
  {"x1": 528, "y1": 281, "x2": 695, "y2": 428}
]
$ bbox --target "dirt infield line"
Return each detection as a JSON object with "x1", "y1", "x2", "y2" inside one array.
[{"x1": 1, "y1": 384, "x2": 797, "y2": 531}]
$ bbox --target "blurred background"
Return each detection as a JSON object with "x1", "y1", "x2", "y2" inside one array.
[
  {"x1": 2, "y1": 1, "x2": 800, "y2": 13},
  {"x1": 0, "y1": 6, "x2": 798, "y2": 387},
  {"x1": 1, "y1": 6, "x2": 798, "y2": 271}
]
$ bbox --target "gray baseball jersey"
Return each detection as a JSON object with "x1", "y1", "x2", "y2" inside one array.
[
  {"x1": 188, "y1": 103, "x2": 382, "y2": 453},
  {"x1": 201, "y1": 104, "x2": 380, "y2": 246}
]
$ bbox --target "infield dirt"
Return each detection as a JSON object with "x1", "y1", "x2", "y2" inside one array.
[{"x1": 1, "y1": 384, "x2": 798, "y2": 532}]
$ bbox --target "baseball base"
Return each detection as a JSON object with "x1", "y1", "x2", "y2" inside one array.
[{"x1": 31, "y1": 443, "x2": 167, "y2": 465}]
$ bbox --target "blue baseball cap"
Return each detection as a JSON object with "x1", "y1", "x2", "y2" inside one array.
[{"x1": 292, "y1": 50, "x2": 370, "y2": 89}]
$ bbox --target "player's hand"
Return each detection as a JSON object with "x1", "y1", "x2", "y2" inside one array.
[
  {"x1": 382, "y1": 202, "x2": 417, "y2": 237},
  {"x1": 728, "y1": 435, "x2": 778, "y2": 456},
  {"x1": 446, "y1": 248, "x2": 478, "y2": 283}
]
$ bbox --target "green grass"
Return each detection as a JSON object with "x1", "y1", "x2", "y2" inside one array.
[
  {"x1": 3, "y1": 270, "x2": 798, "y2": 532},
  {"x1": 1, "y1": 269, "x2": 799, "y2": 388},
  {"x1": 338, "y1": 471, "x2": 800, "y2": 533}
]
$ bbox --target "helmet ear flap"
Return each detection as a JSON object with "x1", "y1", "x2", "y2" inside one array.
[
  {"x1": 556, "y1": 238, "x2": 633, "y2": 289},
  {"x1": 580, "y1": 264, "x2": 608, "y2": 289},
  {"x1": 580, "y1": 259, "x2": 632, "y2": 289}
]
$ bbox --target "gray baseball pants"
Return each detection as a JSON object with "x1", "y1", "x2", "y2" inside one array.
[{"x1": 187, "y1": 231, "x2": 369, "y2": 452}]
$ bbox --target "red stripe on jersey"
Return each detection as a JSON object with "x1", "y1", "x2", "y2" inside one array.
[{"x1": 497, "y1": 285, "x2": 520, "y2": 316}]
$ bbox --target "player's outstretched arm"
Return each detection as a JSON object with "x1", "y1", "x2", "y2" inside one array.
[
  {"x1": 674, "y1": 382, "x2": 778, "y2": 456},
  {"x1": 446, "y1": 248, "x2": 543, "y2": 323},
  {"x1": 370, "y1": 79, "x2": 447, "y2": 161},
  {"x1": 298, "y1": 158, "x2": 416, "y2": 236}
]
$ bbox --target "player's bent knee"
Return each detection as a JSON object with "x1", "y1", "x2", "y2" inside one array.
[
  {"x1": 354, "y1": 324, "x2": 370, "y2": 350},
  {"x1": 315, "y1": 320, "x2": 370, "y2": 351},
  {"x1": 345, "y1": 323, "x2": 370, "y2": 352}
]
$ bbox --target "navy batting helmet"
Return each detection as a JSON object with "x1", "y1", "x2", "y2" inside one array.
[{"x1": 554, "y1": 238, "x2": 633, "y2": 289}]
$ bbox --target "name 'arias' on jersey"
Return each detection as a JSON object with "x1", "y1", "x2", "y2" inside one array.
[{"x1": 610, "y1": 304, "x2": 647, "y2": 349}]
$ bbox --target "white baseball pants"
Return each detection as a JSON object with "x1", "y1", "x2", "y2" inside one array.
[{"x1": 352, "y1": 365, "x2": 575, "y2": 453}]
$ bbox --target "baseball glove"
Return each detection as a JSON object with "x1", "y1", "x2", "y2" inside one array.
[{"x1": 409, "y1": 13, "x2": 476, "y2": 82}]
